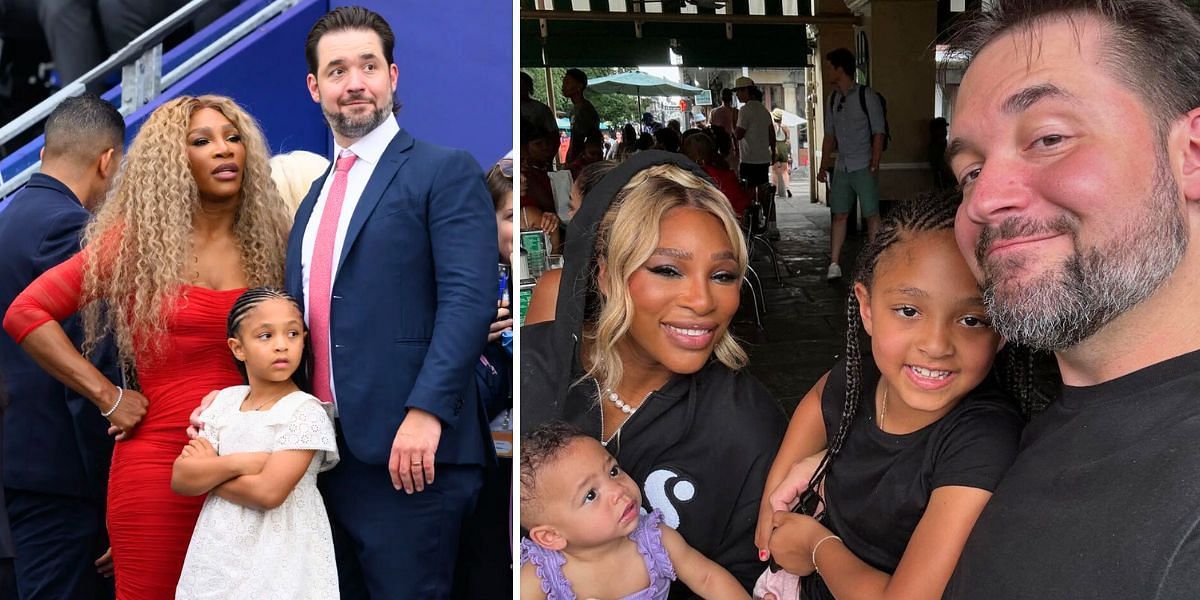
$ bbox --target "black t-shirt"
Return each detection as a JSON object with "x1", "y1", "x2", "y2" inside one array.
[
  {"x1": 946, "y1": 349, "x2": 1200, "y2": 599},
  {"x1": 803, "y1": 357, "x2": 1023, "y2": 600}
]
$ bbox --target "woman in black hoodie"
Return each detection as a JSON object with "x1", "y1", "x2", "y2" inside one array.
[{"x1": 521, "y1": 151, "x2": 787, "y2": 597}]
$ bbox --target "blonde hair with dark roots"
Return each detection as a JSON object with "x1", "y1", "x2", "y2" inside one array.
[
  {"x1": 80, "y1": 95, "x2": 290, "y2": 375},
  {"x1": 584, "y1": 164, "x2": 749, "y2": 395}
]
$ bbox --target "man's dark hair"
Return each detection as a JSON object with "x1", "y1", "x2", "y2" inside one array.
[
  {"x1": 947, "y1": 0, "x2": 1200, "y2": 134},
  {"x1": 563, "y1": 68, "x2": 588, "y2": 89},
  {"x1": 721, "y1": 88, "x2": 733, "y2": 103},
  {"x1": 520, "y1": 71, "x2": 534, "y2": 95},
  {"x1": 824, "y1": 47, "x2": 857, "y2": 77},
  {"x1": 654, "y1": 127, "x2": 681, "y2": 153},
  {"x1": 305, "y1": 6, "x2": 395, "y2": 76},
  {"x1": 43, "y1": 94, "x2": 124, "y2": 164}
]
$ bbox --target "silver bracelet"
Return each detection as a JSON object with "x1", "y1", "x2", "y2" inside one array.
[
  {"x1": 812, "y1": 534, "x2": 842, "y2": 574},
  {"x1": 101, "y1": 386, "x2": 124, "y2": 418}
]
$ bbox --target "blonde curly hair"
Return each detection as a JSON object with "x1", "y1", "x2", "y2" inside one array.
[
  {"x1": 80, "y1": 95, "x2": 291, "y2": 375},
  {"x1": 584, "y1": 164, "x2": 749, "y2": 395}
]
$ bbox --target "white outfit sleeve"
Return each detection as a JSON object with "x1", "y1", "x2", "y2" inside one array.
[{"x1": 273, "y1": 396, "x2": 340, "y2": 471}]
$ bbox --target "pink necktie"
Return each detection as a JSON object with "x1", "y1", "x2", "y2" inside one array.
[{"x1": 309, "y1": 152, "x2": 357, "y2": 405}]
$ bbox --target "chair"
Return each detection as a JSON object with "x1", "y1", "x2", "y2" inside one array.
[{"x1": 744, "y1": 183, "x2": 785, "y2": 284}]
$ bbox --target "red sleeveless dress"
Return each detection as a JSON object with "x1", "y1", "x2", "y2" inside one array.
[{"x1": 3, "y1": 252, "x2": 245, "y2": 599}]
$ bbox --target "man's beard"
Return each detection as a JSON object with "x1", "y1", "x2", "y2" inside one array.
[
  {"x1": 324, "y1": 93, "x2": 392, "y2": 140},
  {"x1": 977, "y1": 155, "x2": 1188, "y2": 351}
]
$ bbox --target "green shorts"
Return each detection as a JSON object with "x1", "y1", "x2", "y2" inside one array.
[{"x1": 829, "y1": 168, "x2": 880, "y2": 217}]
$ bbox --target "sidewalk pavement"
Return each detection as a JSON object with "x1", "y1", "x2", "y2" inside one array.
[{"x1": 733, "y1": 171, "x2": 866, "y2": 413}]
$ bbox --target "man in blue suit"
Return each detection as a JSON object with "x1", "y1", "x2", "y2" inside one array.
[
  {"x1": 0, "y1": 95, "x2": 123, "y2": 599},
  {"x1": 287, "y1": 7, "x2": 497, "y2": 598}
]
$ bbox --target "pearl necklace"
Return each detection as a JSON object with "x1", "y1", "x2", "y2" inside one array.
[
  {"x1": 605, "y1": 388, "x2": 638, "y2": 414},
  {"x1": 598, "y1": 383, "x2": 652, "y2": 448}
]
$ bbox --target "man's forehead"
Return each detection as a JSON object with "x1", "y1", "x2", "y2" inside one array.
[
  {"x1": 963, "y1": 14, "x2": 1108, "y2": 86},
  {"x1": 316, "y1": 29, "x2": 386, "y2": 63}
]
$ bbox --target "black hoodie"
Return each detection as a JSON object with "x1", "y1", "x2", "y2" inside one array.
[{"x1": 521, "y1": 151, "x2": 787, "y2": 597}]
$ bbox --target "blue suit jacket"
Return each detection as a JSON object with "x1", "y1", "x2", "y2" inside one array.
[
  {"x1": 286, "y1": 129, "x2": 498, "y2": 467},
  {"x1": 0, "y1": 174, "x2": 118, "y2": 502}
]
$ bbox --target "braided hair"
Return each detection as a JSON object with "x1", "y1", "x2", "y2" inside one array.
[
  {"x1": 226, "y1": 287, "x2": 312, "y2": 392},
  {"x1": 800, "y1": 191, "x2": 1039, "y2": 516}
]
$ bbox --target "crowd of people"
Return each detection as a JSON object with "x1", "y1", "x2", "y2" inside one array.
[
  {"x1": 0, "y1": 6, "x2": 511, "y2": 599},
  {"x1": 519, "y1": 1, "x2": 1200, "y2": 599}
]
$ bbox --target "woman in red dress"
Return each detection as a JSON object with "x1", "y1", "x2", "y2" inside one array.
[{"x1": 3, "y1": 95, "x2": 290, "y2": 599}]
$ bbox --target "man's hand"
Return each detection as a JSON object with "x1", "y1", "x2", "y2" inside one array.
[
  {"x1": 869, "y1": 160, "x2": 880, "y2": 175},
  {"x1": 488, "y1": 301, "x2": 513, "y2": 344},
  {"x1": 104, "y1": 387, "x2": 149, "y2": 438},
  {"x1": 186, "y1": 390, "x2": 220, "y2": 439},
  {"x1": 816, "y1": 168, "x2": 828, "y2": 184},
  {"x1": 95, "y1": 547, "x2": 114, "y2": 578},
  {"x1": 388, "y1": 408, "x2": 442, "y2": 494}
]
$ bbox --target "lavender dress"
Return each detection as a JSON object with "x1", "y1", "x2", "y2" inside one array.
[{"x1": 521, "y1": 509, "x2": 677, "y2": 599}]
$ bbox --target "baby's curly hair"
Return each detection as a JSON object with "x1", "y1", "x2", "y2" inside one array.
[{"x1": 519, "y1": 421, "x2": 589, "y2": 527}]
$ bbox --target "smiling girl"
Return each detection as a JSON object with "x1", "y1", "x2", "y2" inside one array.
[
  {"x1": 522, "y1": 151, "x2": 787, "y2": 595},
  {"x1": 754, "y1": 193, "x2": 1027, "y2": 600}
]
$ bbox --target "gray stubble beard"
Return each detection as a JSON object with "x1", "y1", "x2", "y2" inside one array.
[{"x1": 979, "y1": 159, "x2": 1188, "y2": 351}]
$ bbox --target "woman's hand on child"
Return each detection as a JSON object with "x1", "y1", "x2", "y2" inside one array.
[
  {"x1": 186, "y1": 390, "x2": 220, "y2": 439},
  {"x1": 767, "y1": 511, "x2": 831, "y2": 576}
]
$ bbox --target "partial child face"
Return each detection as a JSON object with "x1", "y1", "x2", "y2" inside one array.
[
  {"x1": 949, "y1": 16, "x2": 1188, "y2": 350},
  {"x1": 228, "y1": 298, "x2": 307, "y2": 384},
  {"x1": 528, "y1": 437, "x2": 642, "y2": 551},
  {"x1": 186, "y1": 108, "x2": 245, "y2": 204},
  {"x1": 497, "y1": 191, "x2": 514, "y2": 262},
  {"x1": 306, "y1": 28, "x2": 398, "y2": 142},
  {"x1": 614, "y1": 207, "x2": 741, "y2": 379},
  {"x1": 855, "y1": 230, "x2": 1002, "y2": 424}
]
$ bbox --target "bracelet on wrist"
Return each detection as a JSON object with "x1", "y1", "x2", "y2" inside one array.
[
  {"x1": 101, "y1": 386, "x2": 124, "y2": 418},
  {"x1": 812, "y1": 534, "x2": 843, "y2": 574}
]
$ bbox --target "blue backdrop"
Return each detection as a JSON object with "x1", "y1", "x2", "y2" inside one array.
[{"x1": 1, "y1": 0, "x2": 513, "y2": 195}]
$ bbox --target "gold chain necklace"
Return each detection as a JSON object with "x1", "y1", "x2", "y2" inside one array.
[
  {"x1": 243, "y1": 389, "x2": 289, "y2": 412},
  {"x1": 879, "y1": 386, "x2": 888, "y2": 430}
]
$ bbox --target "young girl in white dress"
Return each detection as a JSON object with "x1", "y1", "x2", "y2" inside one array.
[{"x1": 172, "y1": 287, "x2": 339, "y2": 599}]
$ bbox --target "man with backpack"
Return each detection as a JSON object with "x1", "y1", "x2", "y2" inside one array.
[{"x1": 816, "y1": 47, "x2": 886, "y2": 280}]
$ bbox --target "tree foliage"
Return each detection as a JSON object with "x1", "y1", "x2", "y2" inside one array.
[{"x1": 525, "y1": 67, "x2": 646, "y2": 128}]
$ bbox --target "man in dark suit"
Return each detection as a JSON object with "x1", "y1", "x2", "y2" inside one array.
[
  {"x1": 286, "y1": 7, "x2": 497, "y2": 598},
  {"x1": 0, "y1": 94, "x2": 123, "y2": 599}
]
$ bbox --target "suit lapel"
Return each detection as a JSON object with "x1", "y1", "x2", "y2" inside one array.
[{"x1": 336, "y1": 129, "x2": 413, "y2": 275}]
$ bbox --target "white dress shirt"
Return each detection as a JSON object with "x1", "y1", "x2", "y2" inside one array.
[{"x1": 301, "y1": 113, "x2": 401, "y2": 407}]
